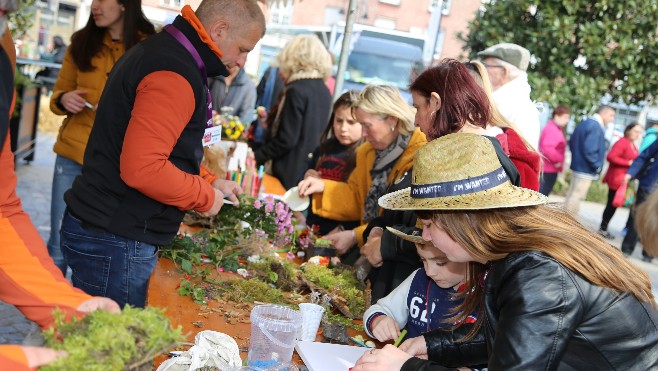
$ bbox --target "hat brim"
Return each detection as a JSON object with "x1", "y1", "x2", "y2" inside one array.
[
  {"x1": 379, "y1": 183, "x2": 547, "y2": 211},
  {"x1": 476, "y1": 50, "x2": 498, "y2": 60},
  {"x1": 386, "y1": 226, "x2": 426, "y2": 245}
]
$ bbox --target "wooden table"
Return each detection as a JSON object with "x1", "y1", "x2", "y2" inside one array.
[{"x1": 147, "y1": 174, "x2": 370, "y2": 366}]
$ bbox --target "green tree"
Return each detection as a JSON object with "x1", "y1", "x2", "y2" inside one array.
[
  {"x1": 8, "y1": 0, "x2": 36, "y2": 38},
  {"x1": 460, "y1": 0, "x2": 658, "y2": 118}
]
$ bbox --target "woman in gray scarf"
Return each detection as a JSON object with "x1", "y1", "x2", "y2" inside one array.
[{"x1": 298, "y1": 84, "x2": 426, "y2": 267}]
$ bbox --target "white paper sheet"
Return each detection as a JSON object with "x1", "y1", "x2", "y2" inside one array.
[{"x1": 295, "y1": 341, "x2": 370, "y2": 371}]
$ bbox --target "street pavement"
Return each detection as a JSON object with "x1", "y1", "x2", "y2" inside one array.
[{"x1": 3, "y1": 131, "x2": 658, "y2": 345}]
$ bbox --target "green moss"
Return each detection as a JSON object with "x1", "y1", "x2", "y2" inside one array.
[
  {"x1": 217, "y1": 278, "x2": 287, "y2": 305},
  {"x1": 42, "y1": 307, "x2": 183, "y2": 371},
  {"x1": 247, "y1": 255, "x2": 301, "y2": 292},
  {"x1": 303, "y1": 265, "x2": 366, "y2": 317}
]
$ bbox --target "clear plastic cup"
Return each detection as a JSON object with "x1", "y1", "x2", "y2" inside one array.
[{"x1": 247, "y1": 305, "x2": 302, "y2": 369}]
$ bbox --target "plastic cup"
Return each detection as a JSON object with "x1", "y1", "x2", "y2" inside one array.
[
  {"x1": 298, "y1": 303, "x2": 325, "y2": 342},
  {"x1": 247, "y1": 305, "x2": 302, "y2": 369}
]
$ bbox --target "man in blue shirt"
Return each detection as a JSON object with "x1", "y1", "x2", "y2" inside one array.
[{"x1": 564, "y1": 105, "x2": 616, "y2": 216}]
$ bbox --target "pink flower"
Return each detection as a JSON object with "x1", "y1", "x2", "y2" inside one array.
[
  {"x1": 254, "y1": 199, "x2": 262, "y2": 209},
  {"x1": 286, "y1": 251, "x2": 295, "y2": 260},
  {"x1": 217, "y1": 267, "x2": 224, "y2": 272}
]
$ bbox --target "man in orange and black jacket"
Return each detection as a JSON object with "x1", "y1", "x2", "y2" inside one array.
[{"x1": 61, "y1": 0, "x2": 265, "y2": 309}]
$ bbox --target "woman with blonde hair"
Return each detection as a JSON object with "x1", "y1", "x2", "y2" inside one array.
[
  {"x1": 354, "y1": 133, "x2": 658, "y2": 370},
  {"x1": 254, "y1": 34, "x2": 333, "y2": 189},
  {"x1": 298, "y1": 84, "x2": 426, "y2": 295}
]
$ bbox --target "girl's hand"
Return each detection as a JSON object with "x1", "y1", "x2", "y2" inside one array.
[
  {"x1": 304, "y1": 169, "x2": 321, "y2": 179},
  {"x1": 399, "y1": 335, "x2": 428, "y2": 359},
  {"x1": 371, "y1": 315, "x2": 400, "y2": 342},
  {"x1": 297, "y1": 177, "x2": 325, "y2": 197},
  {"x1": 59, "y1": 90, "x2": 89, "y2": 114},
  {"x1": 352, "y1": 345, "x2": 412, "y2": 371}
]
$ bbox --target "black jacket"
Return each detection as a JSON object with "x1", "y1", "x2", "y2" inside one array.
[
  {"x1": 254, "y1": 78, "x2": 331, "y2": 189},
  {"x1": 403, "y1": 251, "x2": 658, "y2": 370}
]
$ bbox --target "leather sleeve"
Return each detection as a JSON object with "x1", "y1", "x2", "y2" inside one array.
[
  {"x1": 423, "y1": 323, "x2": 488, "y2": 367},
  {"x1": 486, "y1": 253, "x2": 581, "y2": 369},
  {"x1": 400, "y1": 357, "x2": 453, "y2": 371}
]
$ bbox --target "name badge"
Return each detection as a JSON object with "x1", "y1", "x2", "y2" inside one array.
[{"x1": 202, "y1": 126, "x2": 222, "y2": 147}]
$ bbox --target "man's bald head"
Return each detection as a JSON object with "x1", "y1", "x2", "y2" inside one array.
[{"x1": 196, "y1": 0, "x2": 266, "y2": 37}]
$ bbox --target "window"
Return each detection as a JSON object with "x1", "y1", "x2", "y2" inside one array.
[
  {"x1": 374, "y1": 17, "x2": 396, "y2": 30},
  {"x1": 429, "y1": 0, "x2": 452, "y2": 15},
  {"x1": 379, "y1": 0, "x2": 401, "y2": 5},
  {"x1": 270, "y1": 2, "x2": 293, "y2": 25},
  {"x1": 324, "y1": 7, "x2": 342, "y2": 26}
]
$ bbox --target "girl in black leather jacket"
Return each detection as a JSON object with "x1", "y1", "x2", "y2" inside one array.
[{"x1": 353, "y1": 133, "x2": 658, "y2": 371}]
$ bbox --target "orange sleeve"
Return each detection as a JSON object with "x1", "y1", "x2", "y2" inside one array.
[
  {"x1": 0, "y1": 136, "x2": 90, "y2": 330},
  {"x1": 119, "y1": 71, "x2": 216, "y2": 212},
  {"x1": 200, "y1": 164, "x2": 218, "y2": 185},
  {"x1": 0, "y1": 345, "x2": 33, "y2": 371}
]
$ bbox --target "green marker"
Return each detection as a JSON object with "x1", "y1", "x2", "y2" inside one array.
[{"x1": 393, "y1": 329, "x2": 407, "y2": 347}]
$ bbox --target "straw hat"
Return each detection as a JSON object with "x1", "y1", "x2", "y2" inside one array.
[
  {"x1": 386, "y1": 226, "x2": 426, "y2": 245},
  {"x1": 378, "y1": 133, "x2": 547, "y2": 210}
]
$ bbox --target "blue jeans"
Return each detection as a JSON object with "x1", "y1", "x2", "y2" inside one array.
[
  {"x1": 60, "y1": 210, "x2": 159, "y2": 308},
  {"x1": 47, "y1": 155, "x2": 82, "y2": 274}
]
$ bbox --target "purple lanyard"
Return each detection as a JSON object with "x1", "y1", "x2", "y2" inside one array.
[{"x1": 164, "y1": 24, "x2": 213, "y2": 127}]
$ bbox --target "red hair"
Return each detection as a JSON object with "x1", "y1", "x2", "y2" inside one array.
[{"x1": 410, "y1": 59, "x2": 491, "y2": 140}]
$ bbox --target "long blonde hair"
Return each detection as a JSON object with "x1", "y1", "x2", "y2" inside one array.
[
  {"x1": 465, "y1": 60, "x2": 538, "y2": 154},
  {"x1": 352, "y1": 84, "x2": 416, "y2": 135},
  {"x1": 419, "y1": 203, "x2": 655, "y2": 340}
]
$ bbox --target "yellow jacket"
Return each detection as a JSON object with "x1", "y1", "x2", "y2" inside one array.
[
  {"x1": 50, "y1": 32, "x2": 127, "y2": 165},
  {"x1": 312, "y1": 129, "x2": 426, "y2": 246}
]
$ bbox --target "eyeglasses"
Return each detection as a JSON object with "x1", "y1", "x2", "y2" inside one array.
[{"x1": 483, "y1": 64, "x2": 505, "y2": 70}]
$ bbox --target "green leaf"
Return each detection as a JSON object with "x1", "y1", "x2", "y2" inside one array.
[{"x1": 181, "y1": 259, "x2": 193, "y2": 274}]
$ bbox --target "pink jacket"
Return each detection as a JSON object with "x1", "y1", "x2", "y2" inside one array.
[{"x1": 538, "y1": 120, "x2": 566, "y2": 173}]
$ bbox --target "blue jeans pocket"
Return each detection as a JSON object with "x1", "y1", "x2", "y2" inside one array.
[
  {"x1": 61, "y1": 211, "x2": 120, "y2": 298},
  {"x1": 129, "y1": 243, "x2": 159, "y2": 288},
  {"x1": 62, "y1": 242, "x2": 112, "y2": 297}
]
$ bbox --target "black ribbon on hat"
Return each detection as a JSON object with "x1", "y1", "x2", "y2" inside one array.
[{"x1": 411, "y1": 167, "x2": 508, "y2": 198}]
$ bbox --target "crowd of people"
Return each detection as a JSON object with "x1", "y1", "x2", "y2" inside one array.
[{"x1": 3, "y1": 0, "x2": 658, "y2": 369}]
